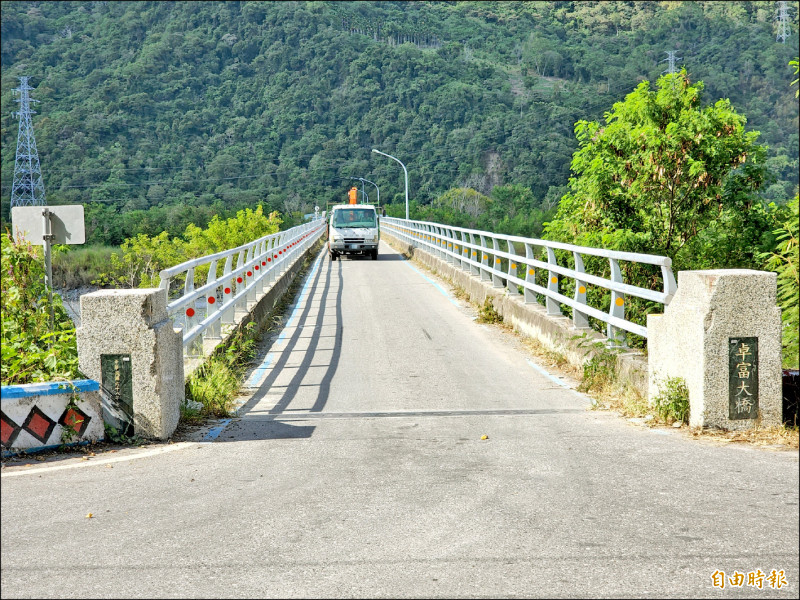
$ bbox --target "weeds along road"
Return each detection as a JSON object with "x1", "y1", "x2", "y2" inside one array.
[{"x1": 2, "y1": 241, "x2": 798, "y2": 599}]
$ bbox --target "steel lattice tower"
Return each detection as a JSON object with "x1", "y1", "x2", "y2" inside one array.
[
  {"x1": 662, "y1": 51, "x2": 680, "y2": 75},
  {"x1": 10, "y1": 76, "x2": 46, "y2": 208},
  {"x1": 776, "y1": 1, "x2": 792, "y2": 43}
]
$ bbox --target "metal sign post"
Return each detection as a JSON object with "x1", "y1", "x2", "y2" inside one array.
[
  {"x1": 11, "y1": 205, "x2": 86, "y2": 344},
  {"x1": 42, "y1": 207, "x2": 55, "y2": 332}
]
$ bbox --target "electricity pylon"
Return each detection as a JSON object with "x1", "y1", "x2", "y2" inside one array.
[{"x1": 10, "y1": 76, "x2": 46, "y2": 208}]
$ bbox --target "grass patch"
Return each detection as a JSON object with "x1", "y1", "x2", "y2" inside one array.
[
  {"x1": 184, "y1": 322, "x2": 258, "y2": 417},
  {"x1": 521, "y1": 336, "x2": 575, "y2": 375},
  {"x1": 53, "y1": 244, "x2": 117, "y2": 289},
  {"x1": 477, "y1": 297, "x2": 503, "y2": 324},
  {"x1": 451, "y1": 284, "x2": 469, "y2": 301},
  {"x1": 690, "y1": 424, "x2": 799, "y2": 450},
  {"x1": 652, "y1": 376, "x2": 690, "y2": 424}
]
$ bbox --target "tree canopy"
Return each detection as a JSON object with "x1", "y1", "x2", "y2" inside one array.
[{"x1": 544, "y1": 70, "x2": 770, "y2": 270}]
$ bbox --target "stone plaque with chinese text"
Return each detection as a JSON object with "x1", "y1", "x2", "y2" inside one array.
[
  {"x1": 729, "y1": 338, "x2": 758, "y2": 420},
  {"x1": 100, "y1": 354, "x2": 134, "y2": 436}
]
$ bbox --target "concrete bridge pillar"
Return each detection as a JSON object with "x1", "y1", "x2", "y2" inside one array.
[
  {"x1": 76, "y1": 288, "x2": 184, "y2": 440},
  {"x1": 647, "y1": 270, "x2": 783, "y2": 430}
]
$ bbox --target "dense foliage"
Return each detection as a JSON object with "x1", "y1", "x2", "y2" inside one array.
[
  {"x1": 543, "y1": 70, "x2": 772, "y2": 271},
  {"x1": 1, "y1": 1, "x2": 797, "y2": 246},
  {"x1": 95, "y1": 204, "x2": 282, "y2": 289},
  {"x1": 541, "y1": 69, "x2": 791, "y2": 346},
  {"x1": 761, "y1": 194, "x2": 799, "y2": 368},
  {"x1": 1, "y1": 231, "x2": 80, "y2": 384}
]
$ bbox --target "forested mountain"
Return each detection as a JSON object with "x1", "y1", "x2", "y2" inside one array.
[{"x1": 1, "y1": 1, "x2": 798, "y2": 245}]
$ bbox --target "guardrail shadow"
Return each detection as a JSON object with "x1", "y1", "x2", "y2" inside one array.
[{"x1": 217, "y1": 253, "x2": 343, "y2": 441}]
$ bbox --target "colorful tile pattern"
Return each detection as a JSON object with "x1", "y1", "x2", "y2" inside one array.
[
  {"x1": 1, "y1": 411, "x2": 22, "y2": 447},
  {"x1": 21, "y1": 406, "x2": 57, "y2": 443},
  {"x1": 58, "y1": 406, "x2": 91, "y2": 437}
]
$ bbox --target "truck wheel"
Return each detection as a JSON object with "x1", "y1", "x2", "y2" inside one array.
[
  {"x1": 371, "y1": 250, "x2": 378, "y2": 260},
  {"x1": 330, "y1": 251, "x2": 337, "y2": 261}
]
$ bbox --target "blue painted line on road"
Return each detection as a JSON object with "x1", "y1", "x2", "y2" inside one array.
[
  {"x1": 526, "y1": 359, "x2": 570, "y2": 389},
  {"x1": 402, "y1": 261, "x2": 460, "y2": 307},
  {"x1": 245, "y1": 353, "x2": 275, "y2": 388},
  {"x1": 244, "y1": 251, "x2": 325, "y2": 389},
  {"x1": 203, "y1": 419, "x2": 232, "y2": 442}
]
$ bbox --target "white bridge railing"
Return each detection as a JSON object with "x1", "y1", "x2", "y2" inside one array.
[
  {"x1": 159, "y1": 214, "x2": 326, "y2": 356},
  {"x1": 381, "y1": 217, "x2": 676, "y2": 344}
]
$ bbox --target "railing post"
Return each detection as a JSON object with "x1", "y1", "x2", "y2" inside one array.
[
  {"x1": 608, "y1": 258, "x2": 627, "y2": 347},
  {"x1": 491, "y1": 237, "x2": 503, "y2": 288},
  {"x1": 546, "y1": 247, "x2": 562, "y2": 316},
  {"x1": 445, "y1": 228, "x2": 454, "y2": 264},
  {"x1": 662, "y1": 264, "x2": 677, "y2": 305},
  {"x1": 183, "y1": 268, "x2": 203, "y2": 357},
  {"x1": 461, "y1": 232, "x2": 470, "y2": 272},
  {"x1": 507, "y1": 240, "x2": 519, "y2": 296},
  {"x1": 234, "y1": 249, "x2": 247, "y2": 316},
  {"x1": 221, "y1": 255, "x2": 235, "y2": 327},
  {"x1": 524, "y1": 243, "x2": 538, "y2": 305},
  {"x1": 572, "y1": 252, "x2": 590, "y2": 329},
  {"x1": 205, "y1": 259, "x2": 221, "y2": 340},
  {"x1": 253, "y1": 240, "x2": 264, "y2": 296},
  {"x1": 479, "y1": 235, "x2": 491, "y2": 282},
  {"x1": 265, "y1": 238, "x2": 276, "y2": 285},
  {"x1": 245, "y1": 245, "x2": 257, "y2": 308},
  {"x1": 469, "y1": 233, "x2": 480, "y2": 276}
]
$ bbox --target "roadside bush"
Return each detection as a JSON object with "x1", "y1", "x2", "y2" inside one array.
[
  {"x1": 652, "y1": 376, "x2": 690, "y2": 424},
  {"x1": 1, "y1": 230, "x2": 81, "y2": 385},
  {"x1": 96, "y1": 205, "x2": 282, "y2": 289},
  {"x1": 184, "y1": 323, "x2": 258, "y2": 416},
  {"x1": 760, "y1": 195, "x2": 799, "y2": 369}
]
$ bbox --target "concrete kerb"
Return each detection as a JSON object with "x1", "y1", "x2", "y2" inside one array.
[
  {"x1": 382, "y1": 231, "x2": 648, "y2": 391},
  {"x1": 184, "y1": 239, "x2": 326, "y2": 380}
]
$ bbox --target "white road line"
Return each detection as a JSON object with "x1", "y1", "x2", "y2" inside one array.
[{"x1": 1, "y1": 442, "x2": 195, "y2": 477}]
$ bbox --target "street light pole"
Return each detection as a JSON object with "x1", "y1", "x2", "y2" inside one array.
[
  {"x1": 359, "y1": 177, "x2": 379, "y2": 208},
  {"x1": 371, "y1": 149, "x2": 408, "y2": 220}
]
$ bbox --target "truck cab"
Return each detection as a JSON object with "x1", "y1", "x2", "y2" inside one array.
[{"x1": 327, "y1": 204, "x2": 380, "y2": 261}]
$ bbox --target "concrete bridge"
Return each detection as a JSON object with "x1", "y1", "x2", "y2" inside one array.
[{"x1": 1, "y1": 219, "x2": 797, "y2": 598}]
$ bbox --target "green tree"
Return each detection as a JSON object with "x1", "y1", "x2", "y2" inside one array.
[
  {"x1": 761, "y1": 195, "x2": 799, "y2": 369},
  {"x1": 544, "y1": 70, "x2": 769, "y2": 271}
]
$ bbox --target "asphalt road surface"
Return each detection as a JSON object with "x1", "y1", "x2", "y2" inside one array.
[{"x1": 2, "y1": 241, "x2": 798, "y2": 599}]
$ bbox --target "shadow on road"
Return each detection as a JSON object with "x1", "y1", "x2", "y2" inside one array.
[{"x1": 218, "y1": 253, "x2": 344, "y2": 441}]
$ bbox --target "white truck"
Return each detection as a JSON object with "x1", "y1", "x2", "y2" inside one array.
[{"x1": 327, "y1": 204, "x2": 380, "y2": 261}]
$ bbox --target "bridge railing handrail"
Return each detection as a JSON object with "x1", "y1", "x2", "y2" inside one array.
[
  {"x1": 381, "y1": 217, "x2": 677, "y2": 344},
  {"x1": 158, "y1": 213, "x2": 326, "y2": 356}
]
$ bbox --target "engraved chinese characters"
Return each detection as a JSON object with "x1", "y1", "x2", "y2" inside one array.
[{"x1": 729, "y1": 338, "x2": 759, "y2": 420}]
